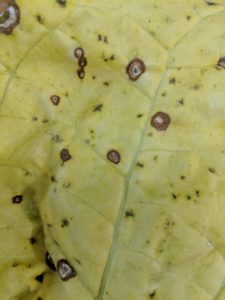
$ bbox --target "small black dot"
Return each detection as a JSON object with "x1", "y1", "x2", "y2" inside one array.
[{"x1": 12, "y1": 195, "x2": 23, "y2": 204}]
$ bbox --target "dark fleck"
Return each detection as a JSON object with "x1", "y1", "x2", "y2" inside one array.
[
  {"x1": 103, "y1": 81, "x2": 109, "y2": 86},
  {"x1": 153, "y1": 156, "x2": 158, "y2": 161},
  {"x1": 146, "y1": 240, "x2": 150, "y2": 244},
  {"x1": 60, "y1": 148, "x2": 72, "y2": 162},
  {"x1": 93, "y1": 104, "x2": 103, "y2": 112},
  {"x1": 169, "y1": 78, "x2": 176, "y2": 84},
  {"x1": 42, "y1": 119, "x2": 49, "y2": 123},
  {"x1": 45, "y1": 252, "x2": 56, "y2": 271},
  {"x1": 78, "y1": 56, "x2": 87, "y2": 68},
  {"x1": 32, "y1": 116, "x2": 38, "y2": 121},
  {"x1": 37, "y1": 298, "x2": 43, "y2": 300},
  {"x1": 74, "y1": 47, "x2": 84, "y2": 59},
  {"x1": 75, "y1": 258, "x2": 81, "y2": 265},
  {"x1": 50, "y1": 95, "x2": 60, "y2": 106},
  {"x1": 57, "y1": 259, "x2": 77, "y2": 281},
  {"x1": 161, "y1": 92, "x2": 166, "y2": 97},
  {"x1": 98, "y1": 34, "x2": 102, "y2": 41},
  {"x1": 61, "y1": 219, "x2": 69, "y2": 227},
  {"x1": 107, "y1": 149, "x2": 121, "y2": 164},
  {"x1": 92, "y1": 76, "x2": 96, "y2": 80},
  {"x1": 149, "y1": 291, "x2": 156, "y2": 298},
  {"x1": 196, "y1": 190, "x2": 200, "y2": 197},
  {"x1": 30, "y1": 237, "x2": 37, "y2": 245},
  {"x1": 110, "y1": 54, "x2": 115, "y2": 60},
  {"x1": 136, "y1": 162, "x2": 144, "y2": 168},
  {"x1": 137, "y1": 114, "x2": 143, "y2": 118},
  {"x1": 180, "y1": 175, "x2": 186, "y2": 180},
  {"x1": 193, "y1": 84, "x2": 199, "y2": 90},
  {"x1": 35, "y1": 273, "x2": 45, "y2": 283},
  {"x1": 56, "y1": 0, "x2": 67, "y2": 7},
  {"x1": 36, "y1": 15, "x2": 44, "y2": 24},
  {"x1": 176, "y1": 98, "x2": 184, "y2": 105},
  {"x1": 217, "y1": 57, "x2": 225, "y2": 68},
  {"x1": 77, "y1": 68, "x2": 85, "y2": 79},
  {"x1": 186, "y1": 15, "x2": 191, "y2": 20},
  {"x1": 125, "y1": 209, "x2": 135, "y2": 217},
  {"x1": 187, "y1": 195, "x2": 191, "y2": 200},
  {"x1": 12, "y1": 195, "x2": 23, "y2": 204},
  {"x1": 151, "y1": 112, "x2": 171, "y2": 131},
  {"x1": 51, "y1": 176, "x2": 57, "y2": 183},
  {"x1": 62, "y1": 182, "x2": 71, "y2": 188},
  {"x1": 51, "y1": 134, "x2": 63, "y2": 143},
  {"x1": 126, "y1": 58, "x2": 145, "y2": 81},
  {"x1": 208, "y1": 167, "x2": 216, "y2": 174},
  {"x1": 103, "y1": 36, "x2": 108, "y2": 43},
  {"x1": 205, "y1": 0, "x2": 217, "y2": 5},
  {"x1": 12, "y1": 262, "x2": 18, "y2": 267},
  {"x1": 172, "y1": 193, "x2": 177, "y2": 199},
  {"x1": 0, "y1": 1, "x2": 20, "y2": 35}
]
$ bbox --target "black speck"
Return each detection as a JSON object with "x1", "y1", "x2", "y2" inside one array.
[
  {"x1": 125, "y1": 210, "x2": 135, "y2": 217},
  {"x1": 103, "y1": 36, "x2": 108, "y2": 43},
  {"x1": 35, "y1": 273, "x2": 45, "y2": 283},
  {"x1": 186, "y1": 15, "x2": 191, "y2": 20},
  {"x1": 205, "y1": 0, "x2": 217, "y2": 5},
  {"x1": 12, "y1": 262, "x2": 18, "y2": 267},
  {"x1": 169, "y1": 78, "x2": 176, "y2": 84},
  {"x1": 172, "y1": 193, "x2": 177, "y2": 199},
  {"x1": 56, "y1": 0, "x2": 67, "y2": 7},
  {"x1": 208, "y1": 167, "x2": 216, "y2": 174},
  {"x1": 32, "y1": 116, "x2": 38, "y2": 121},
  {"x1": 37, "y1": 298, "x2": 43, "y2": 300},
  {"x1": 51, "y1": 176, "x2": 57, "y2": 183},
  {"x1": 180, "y1": 175, "x2": 186, "y2": 180},
  {"x1": 103, "y1": 81, "x2": 109, "y2": 86},
  {"x1": 30, "y1": 237, "x2": 37, "y2": 245},
  {"x1": 42, "y1": 119, "x2": 49, "y2": 123},
  {"x1": 61, "y1": 219, "x2": 69, "y2": 227},
  {"x1": 149, "y1": 291, "x2": 156, "y2": 298},
  {"x1": 195, "y1": 190, "x2": 200, "y2": 197},
  {"x1": 137, "y1": 113, "x2": 143, "y2": 118},
  {"x1": 161, "y1": 92, "x2": 166, "y2": 97},
  {"x1": 92, "y1": 76, "x2": 96, "y2": 80},
  {"x1": 12, "y1": 195, "x2": 23, "y2": 204},
  {"x1": 137, "y1": 162, "x2": 144, "y2": 168},
  {"x1": 98, "y1": 34, "x2": 102, "y2": 41},
  {"x1": 186, "y1": 195, "x2": 191, "y2": 200},
  {"x1": 93, "y1": 104, "x2": 103, "y2": 112},
  {"x1": 36, "y1": 15, "x2": 44, "y2": 24},
  {"x1": 110, "y1": 54, "x2": 115, "y2": 60}
]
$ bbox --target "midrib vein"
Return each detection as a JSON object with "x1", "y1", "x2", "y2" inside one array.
[{"x1": 96, "y1": 62, "x2": 169, "y2": 300}]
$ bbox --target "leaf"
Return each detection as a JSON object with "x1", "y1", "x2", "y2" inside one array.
[{"x1": 1, "y1": 1, "x2": 225, "y2": 299}]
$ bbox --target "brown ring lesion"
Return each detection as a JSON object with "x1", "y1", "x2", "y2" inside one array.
[{"x1": 0, "y1": 0, "x2": 20, "y2": 35}]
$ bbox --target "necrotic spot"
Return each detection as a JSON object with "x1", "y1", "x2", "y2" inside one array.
[
  {"x1": 60, "y1": 149, "x2": 72, "y2": 162},
  {"x1": 107, "y1": 149, "x2": 121, "y2": 164},
  {"x1": 151, "y1": 112, "x2": 171, "y2": 131},
  {"x1": 45, "y1": 252, "x2": 56, "y2": 271},
  {"x1": 0, "y1": 0, "x2": 20, "y2": 35},
  {"x1": 77, "y1": 68, "x2": 85, "y2": 79},
  {"x1": 12, "y1": 194, "x2": 23, "y2": 204},
  {"x1": 126, "y1": 58, "x2": 145, "y2": 81},
  {"x1": 50, "y1": 95, "x2": 60, "y2": 106},
  {"x1": 57, "y1": 259, "x2": 77, "y2": 281},
  {"x1": 74, "y1": 47, "x2": 84, "y2": 59},
  {"x1": 217, "y1": 57, "x2": 225, "y2": 68},
  {"x1": 78, "y1": 56, "x2": 87, "y2": 67}
]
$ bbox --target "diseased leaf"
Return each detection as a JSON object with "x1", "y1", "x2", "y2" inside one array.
[{"x1": 1, "y1": 1, "x2": 225, "y2": 299}]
